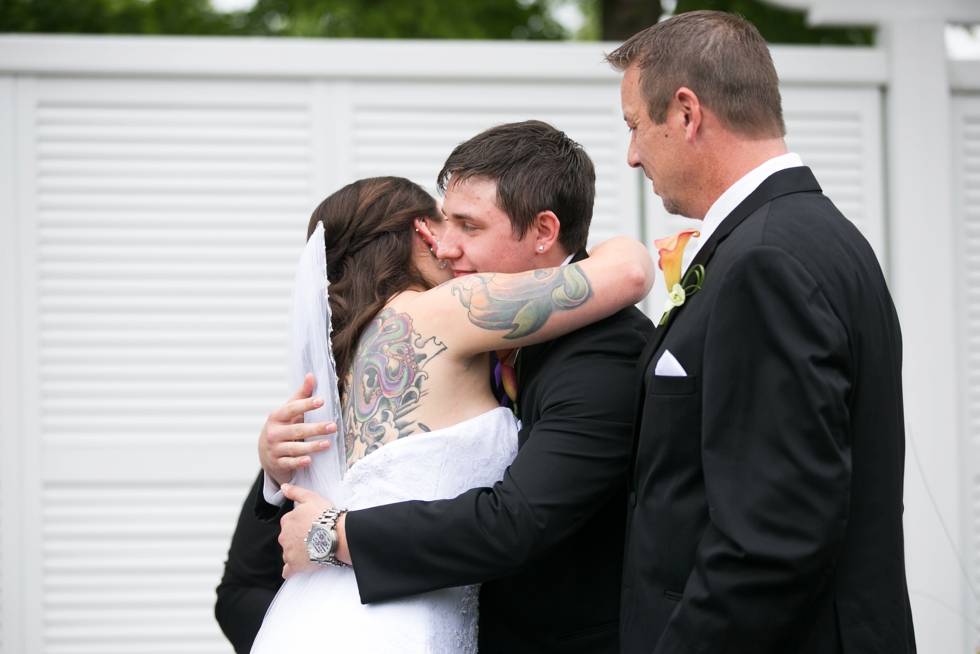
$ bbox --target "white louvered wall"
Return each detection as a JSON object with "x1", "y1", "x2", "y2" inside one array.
[
  {"x1": 953, "y1": 93, "x2": 980, "y2": 630},
  {"x1": 644, "y1": 85, "x2": 886, "y2": 318}
]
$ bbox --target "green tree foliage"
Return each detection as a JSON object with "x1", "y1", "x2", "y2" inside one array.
[
  {"x1": 578, "y1": 0, "x2": 872, "y2": 44},
  {"x1": 598, "y1": 0, "x2": 661, "y2": 41},
  {"x1": 0, "y1": 0, "x2": 568, "y2": 39},
  {"x1": 242, "y1": 0, "x2": 566, "y2": 38},
  {"x1": 672, "y1": 0, "x2": 873, "y2": 45},
  {"x1": 0, "y1": 0, "x2": 238, "y2": 34}
]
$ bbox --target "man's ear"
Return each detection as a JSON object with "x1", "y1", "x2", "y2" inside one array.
[
  {"x1": 674, "y1": 87, "x2": 702, "y2": 142},
  {"x1": 532, "y1": 210, "x2": 561, "y2": 254}
]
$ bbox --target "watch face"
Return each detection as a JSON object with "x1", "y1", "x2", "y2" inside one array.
[{"x1": 307, "y1": 526, "x2": 334, "y2": 559}]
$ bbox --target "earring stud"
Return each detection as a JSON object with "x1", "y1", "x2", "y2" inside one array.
[{"x1": 538, "y1": 245, "x2": 544, "y2": 251}]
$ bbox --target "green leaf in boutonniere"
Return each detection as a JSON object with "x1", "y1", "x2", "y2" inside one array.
[{"x1": 659, "y1": 263, "x2": 705, "y2": 326}]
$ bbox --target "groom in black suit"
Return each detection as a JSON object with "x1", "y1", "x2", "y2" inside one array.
[
  {"x1": 607, "y1": 11, "x2": 915, "y2": 653},
  {"x1": 238, "y1": 121, "x2": 652, "y2": 653}
]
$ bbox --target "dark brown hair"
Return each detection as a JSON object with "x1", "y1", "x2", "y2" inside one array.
[
  {"x1": 306, "y1": 177, "x2": 441, "y2": 393},
  {"x1": 436, "y1": 120, "x2": 595, "y2": 254},
  {"x1": 605, "y1": 11, "x2": 785, "y2": 139}
]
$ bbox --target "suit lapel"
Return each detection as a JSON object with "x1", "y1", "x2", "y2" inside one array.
[
  {"x1": 627, "y1": 167, "x2": 822, "y2": 487},
  {"x1": 635, "y1": 167, "x2": 821, "y2": 385}
]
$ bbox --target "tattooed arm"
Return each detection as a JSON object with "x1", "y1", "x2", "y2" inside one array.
[{"x1": 414, "y1": 236, "x2": 654, "y2": 356}]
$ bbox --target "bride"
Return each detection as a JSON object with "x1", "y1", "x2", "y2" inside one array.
[{"x1": 250, "y1": 175, "x2": 654, "y2": 653}]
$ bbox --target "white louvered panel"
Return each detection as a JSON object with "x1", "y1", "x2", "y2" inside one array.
[
  {"x1": 28, "y1": 78, "x2": 318, "y2": 653},
  {"x1": 953, "y1": 95, "x2": 980, "y2": 621},
  {"x1": 956, "y1": 100, "x2": 980, "y2": 443},
  {"x1": 348, "y1": 81, "x2": 637, "y2": 247},
  {"x1": 643, "y1": 86, "x2": 885, "y2": 316},
  {"x1": 783, "y1": 87, "x2": 885, "y2": 259},
  {"x1": 41, "y1": 482, "x2": 244, "y2": 654},
  {"x1": 34, "y1": 80, "x2": 313, "y2": 452}
]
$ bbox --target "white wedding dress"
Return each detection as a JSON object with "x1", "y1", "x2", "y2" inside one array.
[{"x1": 251, "y1": 223, "x2": 519, "y2": 654}]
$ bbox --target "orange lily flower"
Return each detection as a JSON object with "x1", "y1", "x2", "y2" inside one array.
[
  {"x1": 496, "y1": 348, "x2": 518, "y2": 405},
  {"x1": 653, "y1": 229, "x2": 700, "y2": 291}
]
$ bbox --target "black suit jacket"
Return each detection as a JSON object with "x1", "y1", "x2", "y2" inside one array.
[
  {"x1": 345, "y1": 255, "x2": 653, "y2": 653},
  {"x1": 216, "y1": 471, "x2": 284, "y2": 654},
  {"x1": 621, "y1": 167, "x2": 915, "y2": 653}
]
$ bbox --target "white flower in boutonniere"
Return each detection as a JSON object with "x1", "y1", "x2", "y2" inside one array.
[
  {"x1": 664, "y1": 283, "x2": 686, "y2": 312},
  {"x1": 654, "y1": 229, "x2": 705, "y2": 326}
]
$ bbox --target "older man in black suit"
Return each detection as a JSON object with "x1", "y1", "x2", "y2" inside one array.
[{"x1": 607, "y1": 11, "x2": 915, "y2": 653}]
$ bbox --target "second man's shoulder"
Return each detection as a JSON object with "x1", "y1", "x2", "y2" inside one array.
[{"x1": 545, "y1": 304, "x2": 653, "y2": 359}]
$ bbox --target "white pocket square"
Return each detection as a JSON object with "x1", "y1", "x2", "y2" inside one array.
[{"x1": 654, "y1": 350, "x2": 687, "y2": 377}]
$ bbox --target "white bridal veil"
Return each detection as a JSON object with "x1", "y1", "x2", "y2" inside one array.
[{"x1": 286, "y1": 221, "x2": 347, "y2": 509}]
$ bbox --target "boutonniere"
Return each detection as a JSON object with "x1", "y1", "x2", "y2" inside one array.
[{"x1": 655, "y1": 229, "x2": 705, "y2": 326}]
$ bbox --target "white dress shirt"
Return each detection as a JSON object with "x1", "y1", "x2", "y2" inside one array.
[{"x1": 686, "y1": 153, "x2": 804, "y2": 265}]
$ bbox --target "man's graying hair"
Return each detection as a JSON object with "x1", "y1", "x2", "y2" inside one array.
[
  {"x1": 437, "y1": 120, "x2": 595, "y2": 254},
  {"x1": 605, "y1": 11, "x2": 785, "y2": 139}
]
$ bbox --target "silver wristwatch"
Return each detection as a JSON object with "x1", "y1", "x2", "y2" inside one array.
[{"x1": 304, "y1": 507, "x2": 349, "y2": 567}]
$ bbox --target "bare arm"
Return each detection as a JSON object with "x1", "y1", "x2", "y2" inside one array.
[{"x1": 414, "y1": 237, "x2": 654, "y2": 356}]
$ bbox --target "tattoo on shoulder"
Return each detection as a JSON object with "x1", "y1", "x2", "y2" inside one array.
[
  {"x1": 342, "y1": 308, "x2": 445, "y2": 464},
  {"x1": 451, "y1": 264, "x2": 592, "y2": 339}
]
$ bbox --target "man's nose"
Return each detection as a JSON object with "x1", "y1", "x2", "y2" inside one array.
[{"x1": 626, "y1": 139, "x2": 641, "y2": 169}]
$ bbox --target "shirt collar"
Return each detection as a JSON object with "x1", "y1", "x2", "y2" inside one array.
[{"x1": 687, "y1": 152, "x2": 803, "y2": 260}]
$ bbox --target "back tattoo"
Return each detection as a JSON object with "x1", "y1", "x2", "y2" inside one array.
[
  {"x1": 343, "y1": 308, "x2": 446, "y2": 464},
  {"x1": 342, "y1": 265, "x2": 593, "y2": 464}
]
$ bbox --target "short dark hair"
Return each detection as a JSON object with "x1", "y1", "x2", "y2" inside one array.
[
  {"x1": 605, "y1": 11, "x2": 785, "y2": 139},
  {"x1": 436, "y1": 120, "x2": 596, "y2": 254}
]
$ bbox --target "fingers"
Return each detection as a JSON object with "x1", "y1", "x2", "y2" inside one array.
[
  {"x1": 270, "y1": 395, "x2": 325, "y2": 425},
  {"x1": 266, "y1": 421, "x2": 337, "y2": 447},
  {"x1": 280, "y1": 482, "x2": 312, "y2": 503},
  {"x1": 265, "y1": 423, "x2": 336, "y2": 469},
  {"x1": 271, "y1": 439, "x2": 331, "y2": 471},
  {"x1": 272, "y1": 455, "x2": 312, "y2": 471},
  {"x1": 290, "y1": 373, "x2": 316, "y2": 402},
  {"x1": 274, "y1": 434, "x2": 331, "y2": 457}
]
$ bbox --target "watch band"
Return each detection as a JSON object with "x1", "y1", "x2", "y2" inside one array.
[{"x1": 304, "y1": 507, "x2": 349, "y2": 567}]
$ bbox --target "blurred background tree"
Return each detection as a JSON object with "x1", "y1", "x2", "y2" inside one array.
[
  {"x1": 0, "y1": 0, "x2": 567, "y2": 38},
  {"x1": 593, "y1": 0, "x2": 872, "y2": 43},
  {"x1": 0, "y1": 0, "x2": 873, "y2": 43}
]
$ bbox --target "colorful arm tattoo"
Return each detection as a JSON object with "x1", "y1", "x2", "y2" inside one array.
[
  {"x1": 451, "y1": 264, "x2": 592, "y2": 339},
  {"x1": 342, "y1": 308, "x2": 445, "y2": 465}
]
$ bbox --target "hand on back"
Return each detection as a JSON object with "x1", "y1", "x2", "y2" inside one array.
[{"x1": 258, "y1": 373, "x2": 338, "y2": 487}]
